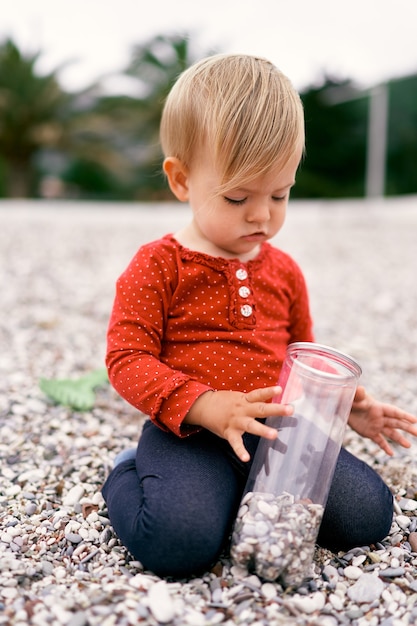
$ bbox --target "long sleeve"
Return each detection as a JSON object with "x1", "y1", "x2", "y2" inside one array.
[{"x1": 106, "y1": 240, "x2": 211, "y2": 436}]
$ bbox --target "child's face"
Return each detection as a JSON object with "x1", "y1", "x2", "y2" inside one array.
[{"x1": 184, "y1": 146, "x2": 302, "y2": 261}]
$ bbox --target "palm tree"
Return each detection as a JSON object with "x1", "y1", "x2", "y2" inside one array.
[
  {"x1": 102, "y1": 33, "x2": 216, "y2": 199},
  {"x1": 0, "y1": 34, "x2": 214, "y2": 200},
  {"x1": 0, "y1": 37, "x2": 136, "y2": 199},
  {"x1": 124, "y1": 34, "x2": 193, "y2": 134},
  {"x1": 58, "y1": 87, "x2": 136, "y2": 199},
  {"x1": 0, "y1": 38, "x2": 72, "y2": 197}
]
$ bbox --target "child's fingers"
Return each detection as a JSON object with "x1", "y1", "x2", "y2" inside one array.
[
  {"x1": 240, "y1": 416, "x2": 279, "y2": 440},
  {"x1": 244, "y1": 386, "x2": 294, "y2": 421},
  {"x1": 246, "y1": 385, "x2": 282, "y2": 402},
  {"x1": 228, "y1": 420, "x2": 278, "y2": 462},
  {"x1": 374, "y1": 434, "x2": 394, "y2": 456},
  {"x1": 228, "y1": 433, "x2": 250, "y2": 463}
]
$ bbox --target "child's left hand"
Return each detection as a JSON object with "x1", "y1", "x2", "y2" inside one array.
[{"x1": 348, "y1": 385, "x2": 417, "y2": 456}]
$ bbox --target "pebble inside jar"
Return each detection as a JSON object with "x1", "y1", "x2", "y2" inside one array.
[{"x1": 231, "y1": 342, "x2": 362, "y2": 588}]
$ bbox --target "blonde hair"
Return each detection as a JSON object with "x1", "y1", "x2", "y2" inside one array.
[{"x1": 160, "y1": 53, "x2": 304, "y2": 194}]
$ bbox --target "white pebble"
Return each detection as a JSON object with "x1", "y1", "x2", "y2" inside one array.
[
  {"x1": 390, "y1": 533, "x2": 404, "y2": 545},
  {"x1": 257, "y1": 499, "x2": 273, "y2": 516},
  {"x1": 244, "y1": 574, "x2": 261, "y2": 588},
  {"x1": 2, "y1": 468, "x2": 16, "y2": 480},
  {"x1": 63, "y1": 485, "x2": 85, "y2": 507},
  {"x1": 322, "y1": 563, "x2": 339, "y2": 582},
  {"x1": 318, "y1": 617, "x2": 338, "y2": 626},
  {"x1": 54, "y1": 566, "x2": 68, "y2": 579},
  {"x1": 148, "y1": 581, "x2": 175, "y2": 623},
  {"x1": 92, "y1": 491, "x2": 105, "y2": 506},
  {"x1": 261, "y1": 582, "x2": 277, "y2": 600},
  {"x1": 347, "y1": 573, "x2": 385, "y2": 603},
  {"x1": 399, "y1": 497, "x2": 417, "y2": 511},
  {"x1": 292, "y1": 591, "x2": 325, "y2": 614},
  {"x1": 390, "y1": 546, "x2": 405, "y2": 560},
  {"x1": 255, "y1": 521, "x2": 269, "y2": 537},
  {"x1": 18, "y1": 469, "x2": 45, "y2": 483},
  {"x1": 1, "y1": 586, "x2": 18, "y2": 599},
  {"x1": 230, "y1": 565, "x2": 247, "y2": 579},
  {"x1": 343, "y1": 565, "x2": 363, "y2": 580},
  {"x1": 1, "y1": 532, "x2": 14, "y2": 544},
  {"x1": 328, "y1": 592, "x2": 344, "y2": 611},
  {"x1": 184, "y1": 609, "x2": 206, "y2": 625},
  {"x1": 352, "y1": 554, "x2": 367, "y2": 567},
  {"x1": 396, "y1": 515, "x2": 411, "y2": 529}
]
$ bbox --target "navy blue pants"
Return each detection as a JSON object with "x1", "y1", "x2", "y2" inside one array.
[{"x1": 102, "y1": 420, "x2": 393, "y2": 578}]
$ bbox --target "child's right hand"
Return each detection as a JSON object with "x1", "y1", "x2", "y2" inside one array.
[{"x1": 184, "y1": 386, "x2": 293, "y2": 462}]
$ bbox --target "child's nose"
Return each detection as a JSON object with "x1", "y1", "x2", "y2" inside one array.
[{"x1": 247, "y1": 201, "x2": 270, "y2": 223}]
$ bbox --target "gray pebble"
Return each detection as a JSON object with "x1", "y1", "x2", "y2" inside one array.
[
  {"x1": 25, "y1": 502, "x2": 37, "y2": 516},
  {"x1": 379, "y1": 567, "x2": 406, "y2": 578},
  {"x1": 65, "y1": 533, "x2": 83, "y2": 544}
]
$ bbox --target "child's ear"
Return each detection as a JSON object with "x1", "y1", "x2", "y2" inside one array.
[{"x1": 163, "y1": 157, "x2": 189, "y2": 202}]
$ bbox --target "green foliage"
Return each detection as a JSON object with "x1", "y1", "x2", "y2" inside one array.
[
  {"x1": 62, "y1": 158, "x2": 124, "y2": 199},
  {"x1": 386, "y1": 75, "x2": 417, "y2": 195},
  {"x1": 0, "y1": 34, "x2": 416, "y2": 200},
  {"x1": 101, "y1": 33, "x2": 207, "y2": 200},
  {"x1": 294, "y1": 78, "x2": 368, "y2": 198},
  {"x1": 39, "y1": 368, "x2": 109, "y2": 411},
  {"x1": 0, "y1": 155, "x2": 7, "y2": 197},
  {"x1": 0, "y1": 38, "x2": 71, "y2": 196}
]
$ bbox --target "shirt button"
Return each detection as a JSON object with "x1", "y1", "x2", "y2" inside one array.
[
  {"x1": 240, "y1": 304, "x2": 253, "y2": 317},
  {"x1": 236, "y1": 268, "x2": 248, "y2": 280},
  {"x1": 238, "y1": 286, "x2": 250, "y2": 298}
]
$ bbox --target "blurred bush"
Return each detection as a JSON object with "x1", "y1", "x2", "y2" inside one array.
[{"x1": 0, "y1": 34, "x2": 416, "y2": 200}]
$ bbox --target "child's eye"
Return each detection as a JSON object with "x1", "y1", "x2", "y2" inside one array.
[
  {"x1": 224, "y1": 196, "x2": 247, "y2": 206},
  {"x1": 272, "y1": 195, "x2": 286, "y2": 202}
]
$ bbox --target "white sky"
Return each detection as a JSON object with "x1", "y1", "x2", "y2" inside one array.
[{"x1": 1, "y1": 0, "x2": 417, "y2": 93}]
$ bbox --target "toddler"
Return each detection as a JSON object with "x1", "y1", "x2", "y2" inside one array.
[{"x1": 102, "y1": 53, "x2": 417, "y2": 578}]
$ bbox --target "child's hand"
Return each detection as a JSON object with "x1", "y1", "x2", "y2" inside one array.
[
  {"x1": 185, "y1": 386, "x2": 293, "y2": 462},
  {"x1": 348, "y1": 385, "x2": 417, "y2": 456}
]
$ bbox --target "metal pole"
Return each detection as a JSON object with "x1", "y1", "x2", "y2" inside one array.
[{"x1": 365, "y1": 83, "x2": 389, "y2": 198}]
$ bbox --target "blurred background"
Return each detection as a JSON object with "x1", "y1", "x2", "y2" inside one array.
[{"x1": 0, "y1": 0, "x2": 416, "y2": 202}]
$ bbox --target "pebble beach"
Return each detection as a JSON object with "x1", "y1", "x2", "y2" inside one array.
[{"x1": 1, "y1": 196, "x2": 417, "y2": 625}]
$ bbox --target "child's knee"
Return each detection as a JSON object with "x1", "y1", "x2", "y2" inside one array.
[
  {"x1": 318, "y1": 473, "x2": 393, "y2": 552},
  {"x1": 129, "y1": 518, "x2": 224, "y2": 578}
]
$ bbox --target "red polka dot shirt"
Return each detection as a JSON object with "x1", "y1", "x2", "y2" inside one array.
[{"x1": 106, "y1": 235, "x2": 314, "y2": 437}]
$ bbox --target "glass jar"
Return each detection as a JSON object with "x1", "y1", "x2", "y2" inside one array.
[{"x1": 231, "y1": 342, "x2": 362, "y2": 588}]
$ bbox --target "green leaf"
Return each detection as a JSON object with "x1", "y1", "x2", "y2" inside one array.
[
  {"x1": 39, "y1": 368, "x2": 109, "y2": 411},
  {"x1": 77, "y1": 368, "x2": 109, "y2": 388}
]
